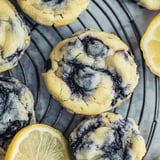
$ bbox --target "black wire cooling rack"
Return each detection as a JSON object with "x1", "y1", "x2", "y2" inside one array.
[{"x1": 6, "y1": 0, "x2": 160, "y2": 159}]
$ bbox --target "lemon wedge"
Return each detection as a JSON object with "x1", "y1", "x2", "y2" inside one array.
[
  {"x1": 5, "y1": 124, "x2": 70, "y2": 160},
  {"x1": 140, "y1": 13, "x2": 160, "y2": 77}
]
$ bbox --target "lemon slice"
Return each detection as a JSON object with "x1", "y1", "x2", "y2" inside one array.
[
  {"x1": 5, "y1": 124, "x2": 70, "y2": 160},
  {"x1": 140, "y1": 13, "x2": 160, "y2": 77}
]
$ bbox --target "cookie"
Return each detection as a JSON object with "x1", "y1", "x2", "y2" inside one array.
[
  {"x1": 140, "y1": 0, "x2": 160, "y2": 10},
  {"x1": 69, "y1": 112, "x2": 146, "y2": 160},
  {"x1": 0, "y1": 0, "x2": 30, "y2": 73},
  {"x1": 17, "y1": 0, "x2": 90, "y2": 26},
  {"x1": 0, "y1": 76, "x2": 35, "y2": 148},
  {"x1": 132, "y1": 0, "x2": 160, "y2": 10},
  {"x1": 43, "y1": 29, "x2": 139, "y2": 115}
]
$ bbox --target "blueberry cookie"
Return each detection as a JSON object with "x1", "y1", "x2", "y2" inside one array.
[
  {"x1": 132, "y1": 0, "x2": 160, "y2": 10},
  {"x1": 0, "y1": 76, "x2": 35, "y2": 148},
  {"x1": 43, "y1": 29, "x2": 139, "y2": 115},
  {"x1": 69, "y1": 112, "x2": 146, "y2": 160},
  {"x1": 17, "y1": 0, "x2": 90, "y2": 26},
  {"x1": 0, "y1": 0, "x2": 30, "y2": 73}
]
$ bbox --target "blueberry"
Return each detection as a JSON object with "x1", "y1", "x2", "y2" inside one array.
[
  {"x1": 70, "y1": 116, "x2": 102, "y2": 154},
  {"x1": 82, "y1": 37, "x2": 110, "y2": 58},
  {"x1": 42, "y1": 0, "x2": 64, "y2": 5},
  {"x1": 117, "y1": 50, "x2": 133, "y2": 61},
  {"x1": 74, "y1": 67, "x2": 100, "y2": 91},
  {"x1": 57, "y1": 59, "x2": 101, "y2": 96},
  {"x1": 58, "y1": 62, "x2": 72, "y2": 80},
  {"x1": 106, "y1": 70, "x2": 130, "y2": 106},
  {"x1": 87, "y1": 40, "x2": 108, "y2": 57},
  {"x1": 99, "y1": 120, "x2": 134, "y2": 159}
]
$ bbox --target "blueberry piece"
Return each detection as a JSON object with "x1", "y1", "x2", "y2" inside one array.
[
  {"x1": 42, "y1": 0, "x2": 64, "y2": 5},
  {"x1": 87, "y1": 40, "x2": 107, "y2": 57},
  {"x1": 107, "y1": 70, "x2": 130, "y2": 106},
  {"x1": 74, "y1": 67, "x2": 100, "y2": 91},
  {"x1": 58, "y1": 60, "x2": 86, "y2": 97},
  {"x1": 57, "y1": 59, "x2": 101, "y2": 97},
  {"x1": 117, "y1": 50, "x2": 133, "y2": 61},
  {"x1": 70, "y1": 115, "x2": 102, "y2": 154},
  {"x1": 58, "y1": 62, "x2": 73, "y2": 80},
  {"x1": 82, "y1": 37, "x2": 109, "y2": 58},
  {"x1": 79, "y1": 141, "x2": 93, "y2": 150}
]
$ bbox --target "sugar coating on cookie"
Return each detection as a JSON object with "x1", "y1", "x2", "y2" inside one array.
[
  {"x1": 17, "y1": 0, "x2": 90, "y2": 26},
  {"x1": 0, "y1": 0, "x2": 30, "y2": 73},
  {"x1": 69, "y1": 112, "x2": 146, "y2": 160},
  {"x1": 43, "y1": 29, "x2": 139, "y2": 115},
  {"x1": 0, "y1": 76, "x2": 35, "y2": 148}
]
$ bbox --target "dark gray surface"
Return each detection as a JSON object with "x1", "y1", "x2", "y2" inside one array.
[{"x1": 7, "y1": 0, "x2": 160, "y2": 159}]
